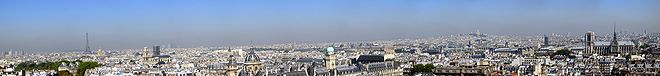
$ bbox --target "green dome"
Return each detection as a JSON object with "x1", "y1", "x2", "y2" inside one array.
[{"x1": 326, "y1": 47, "x2": 335, "y2": 54}]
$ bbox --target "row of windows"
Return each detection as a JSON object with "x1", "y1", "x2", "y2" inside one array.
[{"x1": 586, "y1": 46, "x2": 637, "y2": 54}]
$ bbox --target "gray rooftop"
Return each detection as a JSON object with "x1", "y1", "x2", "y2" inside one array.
[{"x1": 594, "y1": 41, "x2": 635, "y2": 46}]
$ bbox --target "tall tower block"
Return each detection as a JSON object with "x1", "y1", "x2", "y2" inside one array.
[
  {"x1": 543, "y1": 35, "x2": 549, "y2": 46},
  {"x1": 152, "y1": 46, "x2": 161, "y2": 56}
]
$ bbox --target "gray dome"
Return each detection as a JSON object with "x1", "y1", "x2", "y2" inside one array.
[{"x1": 245, "y1": 51, "x2": 260, "y2": 63}]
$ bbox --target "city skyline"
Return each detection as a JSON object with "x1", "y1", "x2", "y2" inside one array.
[
  {"x1": 0, "y1": 27, "x2": 646, "y2": 53},
  {"x1": 3, "y1": 0, "x2": 660, "y2": 76},
  {"x1": 1, "y1": 0, "x2": 659, "y2": 50}
]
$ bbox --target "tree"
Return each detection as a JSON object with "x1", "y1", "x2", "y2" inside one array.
[
  {"x1": 624, "y1": 54, "x2": 632, "y2": 60},
  {"x1": 552, "y1": 49, "x2": 573, "y2": 58},
  {"x1": 640, "y1": 44, "x2": 651, "y2": 49},
  {"x1": 14, "y1": 60, "x2": 102, "y2": 76},
  {"x1": 411, "y1": 64, "x2": 435, "y2": 75},
  {"x1": 58, "y1": 71, "x2": 72, "y2": 76},
  {"x1": 76, "y1": 61, "x2": 102, "y2": 76}
]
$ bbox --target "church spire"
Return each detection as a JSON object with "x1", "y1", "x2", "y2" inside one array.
[
  {"x1": 613, "y1": 23, "x2": 617, "y2": 41},
  {"x1": 609, "y1": 23, "x2": 620, "y2": 54}
]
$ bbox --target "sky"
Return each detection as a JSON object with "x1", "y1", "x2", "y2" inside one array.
[{"x1": 0, "y1": 0, "x2": 659, "y2": 51}]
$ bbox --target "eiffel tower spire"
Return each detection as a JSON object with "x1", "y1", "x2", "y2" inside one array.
[{"x1": 85, "y1": 32, "x2": 91, "y2": 54}]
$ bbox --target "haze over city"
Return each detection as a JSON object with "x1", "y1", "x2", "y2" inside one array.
[
  {"x1": 1, "y1": 0, "x2": 658, "y2": 50},
  {"x1": 4, "y1": 0, "x2": 660, "y2": 76}
]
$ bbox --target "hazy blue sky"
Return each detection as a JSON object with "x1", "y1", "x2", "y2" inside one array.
[{"x1": 1, "y1": 0, "x2": 658, "y2": 50}]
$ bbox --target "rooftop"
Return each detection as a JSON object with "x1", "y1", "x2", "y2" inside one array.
[{"x1": 594, "y1": 41, "x2": 635, "y2": 46}]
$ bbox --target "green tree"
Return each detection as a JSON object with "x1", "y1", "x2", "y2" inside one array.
[
  {"x1": 552, "y1": 49, "x2": 573, "y2": 58},
  {"x1": 58, "y1": 71, "x2": 72, "y2": 76},
  {"x1": 640, "y1": 44, "x2": 651, "y2": 49},
  {"x1": 14, "y1": 60, "x2": 102, "y2": 76},
  {"x1": 75, "y1": 61, "x2": 102, "y2": 76},
  {"x1": 411, "y1": 64, "x2": 435, "y2": 75}
]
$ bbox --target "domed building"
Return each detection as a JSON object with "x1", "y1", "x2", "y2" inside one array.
[
  {"x1": 324, "y1": 46, "x2": 337, "y2": 76},
  {"x1": 242, "y1": 51, "x2": 263, "y2": 76},
  {"x1": 225, "y1": 53, "x2": 240, "y2": 76}
]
